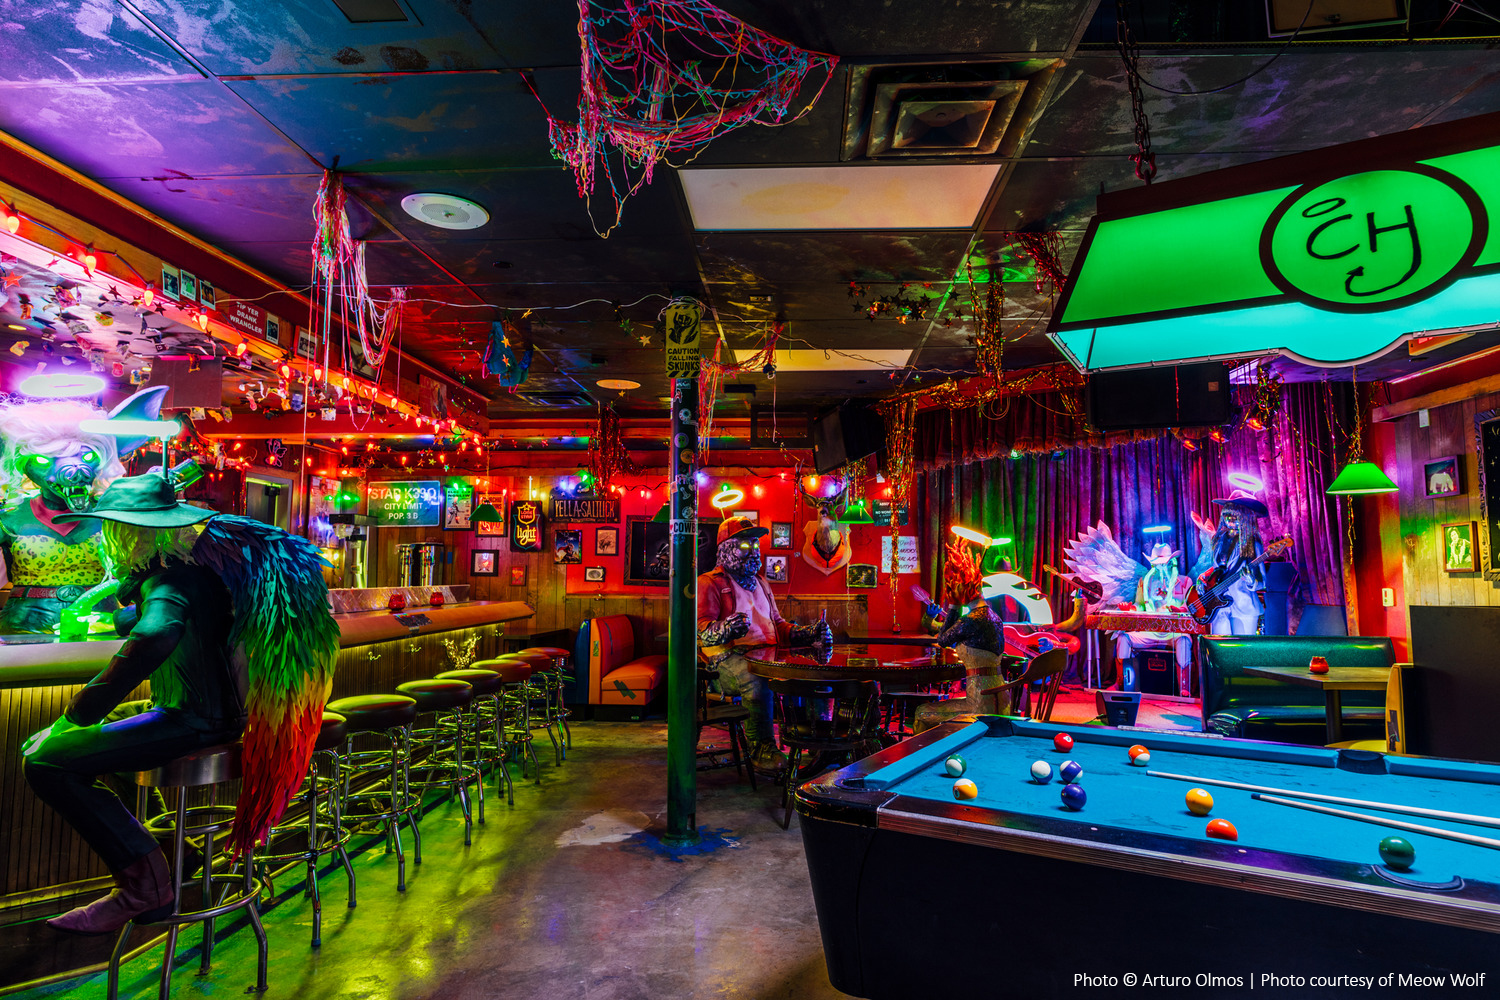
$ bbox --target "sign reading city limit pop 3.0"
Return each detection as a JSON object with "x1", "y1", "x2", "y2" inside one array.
[
  {"x1": 1049, "y1": 110, "x2": 1500, "y2": 372},
  {"x1": 368, "y1": 480, "x2": 443, "y2": 527}
]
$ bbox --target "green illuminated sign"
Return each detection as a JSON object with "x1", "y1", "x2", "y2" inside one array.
[{"x1": 1051, "y1": 120, "x2": 1500, "y2": 371}]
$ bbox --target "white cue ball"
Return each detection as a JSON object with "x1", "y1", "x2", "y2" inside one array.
[{"x1": 1030, "y1": 760, "x2": 1054, "y2": 784}]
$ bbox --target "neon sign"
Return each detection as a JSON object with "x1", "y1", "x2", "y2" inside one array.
[
  {"x1": 1049, "y1": 111, "x2": 1500, "y2": 371},
  {"x1": 509, "y1": 499, "x2": 545, "y2": 552},
  {"x1": 368, "y1": 480, "x2": 442, "y2": 527}
]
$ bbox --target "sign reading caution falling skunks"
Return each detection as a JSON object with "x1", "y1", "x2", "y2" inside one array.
[
  {"x1": 663, "y1": 298, "x2": 702, "y2": 378},
  {"x1": 1048, "y1": 110, "x2": 1500, "y2": 372}
]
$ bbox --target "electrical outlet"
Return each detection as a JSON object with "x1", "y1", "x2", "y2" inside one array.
[{"x1": 1381, "y1": 587, "x2": 1396, "y2": 608}]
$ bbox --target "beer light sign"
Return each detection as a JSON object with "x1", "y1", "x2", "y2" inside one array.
[
  {"x1": 1049, "y1": 111, "x2": 1500, "y2": 372},
  {"x1": 509, "y1": 499, "x2": 546, "y2": 552},
  {"x1": 368, "y1": 480, "x2": 442, "y2": 527}
]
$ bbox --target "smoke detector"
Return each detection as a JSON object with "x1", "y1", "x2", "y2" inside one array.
[{"x1": 400, "y1": 193, "x2": 489, "y2": 231}]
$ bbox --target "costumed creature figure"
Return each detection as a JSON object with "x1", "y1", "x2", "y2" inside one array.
[
  {"x1": 484, "y1": 315, "x2": 533, "y2": 388},
  {"x1": 796, "y1": 480, "x2": 852, "y2": 576},
  {"x1": 1064, "y1": 521, "x2": 1200, "y2": 694},
  {"x1": 1189, "y1": 489, "x2": 1270, "y2": 635},
  {"x1": 0, "y1": 387, "x2": 167, "y2": 634},
  {"x1": 21, "y1": 471, "x2": 338, "y2": 934},
  {"x1": 697, "y1": 515, "x2": 832, "y2": 772},
  {"x1": 914, "y1": 602, "x2": 1011, "y2": 731}
]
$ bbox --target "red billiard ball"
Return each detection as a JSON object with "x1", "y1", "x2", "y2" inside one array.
[
  {"x1": 1053, "y1": 733, "x2": 1074, "y2": 752},
  {"x1": 1205, "y1": 819, "x2": 1238, "y2": 841},
  {"x1": 1127, "y1": 744, "x2": 1149, "y2": 761}
]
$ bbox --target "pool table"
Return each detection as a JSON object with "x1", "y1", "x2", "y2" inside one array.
[{"x1": 796, "y1": 717, "x2": 1500, "y2": 999}]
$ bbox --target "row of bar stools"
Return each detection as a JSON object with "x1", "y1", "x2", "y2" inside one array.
[
  {"x1": 436, "y1": 668, "x2": 512, "y2": 807},
  {"x1": 111, "y1": 743, "x2": 269, "y2": 1000},
  {"x1": 519, "y1": 646, "x2": 573, "y2": 753},
  {"x1": 498, "y1": 651, "x2": 563, "y2": 765},
  {"x1": 260, "y1": 711, "x2": 358, "y2": 947},
  {"x1": 325, "y1": 693, "x2": 421, "y2": 891},
  {"x1": 395, "y1": 678, "x2": 480, "y2": 843},
  {"x1": 475, "y1": 658, "x2": 542, "y2": 785}
]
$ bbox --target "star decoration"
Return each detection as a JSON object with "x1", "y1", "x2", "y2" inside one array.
[
  {"x1": 637, "y1": 334, "x2": 652, "y2": 346},
  {"x1": 1, "y1": 273, "x2": 18, "y2": 288}
]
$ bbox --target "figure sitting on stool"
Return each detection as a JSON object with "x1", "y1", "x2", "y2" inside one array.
[{"x1": 697, "y1": 515, "x2": 831, "y2": 773}]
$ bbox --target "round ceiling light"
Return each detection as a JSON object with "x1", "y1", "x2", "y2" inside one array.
[
  {"x1": 400, "y1": 193, "x2": 490, "y2": 231},
  {"x1": 597, "y1": 379, "x2": 641, "y2": 391}
]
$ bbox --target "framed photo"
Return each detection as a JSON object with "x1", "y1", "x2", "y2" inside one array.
[
  {"x1": 179, "y1": 270, "x2": 198, "y2": 304},
  {"x1": 473, "y1": 495, "x2": 505, "y2": 535},
  {"x1": 265, "y1": 313, "x2": 282, "y2": 345},
  {"x1": 471, "y1": 549, "x2": 498, "y2": 576},
  {"x1": 509, "y1": 565, "x2": 527, "y2": 586},
  {"x1": 1424, "y1": 455, "x2": 1461, "y2": 498},
  {"x1": 732, "y1": 509, "x2": 759, "y2": 526},
  {"x1": 595, "y1": 526, "x2": 619, "y2": 556},
  {"x1": 770, "y1": 522, "x2": 793, "y2": 549},
  {"x1": 160, "y1": 265, "x2": 180, "y2": 301},
  {"x1": 555, "y1": 528, "x2": 583, "y2": 564},
  {"x1": 197, "y1": 279, "x2": 216, "y2": 310},
  {"x1": 764, "y1": 554, "x2": 788, "y2": 583},
  {"x1": 584, "y1": 566, "x2": 606, "y2": 583},
  {"x1": 444, "y1": 492, "x2": 473, "y2": 530},
  {"x1": 847, "y1": 563, "x2": 877, "y2": 588},
  {"x1": 1442, "y1": 521, "x2": 1479, "y2": 573},
  {"x1": 623, "y1": 515, "x2": 718, "y2": 586}
]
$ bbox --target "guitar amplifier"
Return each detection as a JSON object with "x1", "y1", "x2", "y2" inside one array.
[{"x1": 1137, "y1": 650, "x2": 1177, "y2": 695}]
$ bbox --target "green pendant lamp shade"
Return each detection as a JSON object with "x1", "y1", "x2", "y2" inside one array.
[
  {"x1": 651, "y1": 501, "x2": 671, "y2": 523},
  {"x1": 1326, "y1": 460, "x2": 1398, "y2": 496},
  {"x1": 838, "y1": 500, "x2": 874, "y2": 524},
  {"x1": 471, "y1": 501, "x2": 504, "y2": 524}
]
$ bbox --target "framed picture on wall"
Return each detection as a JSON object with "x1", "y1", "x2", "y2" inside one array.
[
  {"x1": 1475, "y1": 408, "x2": 1500, "y2": 579},
  {"x1": 474, "y1": 495, "x2": 505, "y2": 536},
  {"x1": 764, "y1": 554, "x2": 788, "y2": 583},
  {"x1": 770, "y1": 522, "x2": 793, "y2": 549},
  {"x1": 732, "y1": 509, "x2": 759, "y2": 525},
  {"x1": 555, "y1": 528, "x2": 583, "y2": 564},
  {"x1": 623, "y1": 515, "x2": 718, "y2": 586},
  {"x1": 847, "y1": 563, "x2": 877, "y2": 588},
  {"x1": 1441, "y1": 521, "x2": 1479, "y2": 573},
  {"x1": 1424, "y1": 455, "x2": 1461, "y2": 498},
  {"x1": 471, "y1": 550, "x2": 499, "y2": 576},
  {"x1": 509, "y1": 565, "x2": 527, "y2": 586},
  {"x1": 595, "y1": 526, "x2": 619, "y2": 556},
  {"x1": 444, "y1": 492, "x2": 473, "y2": 530},
  {"x1": 584, "y1": 566, "x2": 605, "y2": 583}
]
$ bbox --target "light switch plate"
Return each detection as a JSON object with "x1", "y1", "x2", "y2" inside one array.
[
  {"x1": 1419, "y1": 408, "x2": 1430, "y2": 428},
  {"x1": 1381, "y1": 587, "x2": 1396, "y2": 607}
]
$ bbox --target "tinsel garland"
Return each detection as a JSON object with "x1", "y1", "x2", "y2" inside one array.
[
  {"x1": 964, "y1": 256, "x2": 1004, "y2": 377},
  {"x1": 698, "y1": 319, "x2": 781, "y2": 457},
  {"x1": 542, "y1": 0, "x2": 838, "y2": 235},
  {"x1": 587, "y1": 403, "x2": 638, "y2": 493},
  {"x1": 310, "y1": 171, "x2": 404, "y2": 381},
  {"x1": 1008, "y1": 231, "x2": 1068, "y2": 295}
]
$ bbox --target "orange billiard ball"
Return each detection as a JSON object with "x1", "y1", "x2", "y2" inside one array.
[
  {"x1": 1053, "y1": 733, "x2": 1074, "y2": 752},
  {"x1": 1185, "y1": 788, "x2": 1215, "y2": 816},
  {"x1": 1206, "y1": 819, "x2": 1238, "y2": 841},
  {"x1": 952, "y1": 778, "x2": 979, "y2": 800},
  {"x1": 1127, "y1": 744, "x2": 1149, "y2": 761}
]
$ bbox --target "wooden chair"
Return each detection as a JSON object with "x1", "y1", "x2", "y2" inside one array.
[
  {"x1": 1000, "y1": 647, "x2": 1070, "y2": 721},
  {"x1": 1329, "y1": 662, "x2": 1407, "y2": 755}
]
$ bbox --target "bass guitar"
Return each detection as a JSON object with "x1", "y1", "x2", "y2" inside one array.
[{"x1": 1184, "y1": 536, "x2": 1293, "y2": 625}]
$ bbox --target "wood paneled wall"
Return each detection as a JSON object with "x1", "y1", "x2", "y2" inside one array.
[{"x1": 1391, "y1": 390, "x2": 1500, "y2": 607}]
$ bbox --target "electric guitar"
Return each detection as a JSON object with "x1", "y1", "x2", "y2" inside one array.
[
  {"x1": 1184, "y1": 536, "x2": 1293, "y2": 625},
  {"x1": 1040, "y1": 564, "x2": 1104, "y2": 603}
]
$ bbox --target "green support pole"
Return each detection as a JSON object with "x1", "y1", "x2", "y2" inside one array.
[{"x1": 663, "y1": 311, "x2": 701, "y2": 846}]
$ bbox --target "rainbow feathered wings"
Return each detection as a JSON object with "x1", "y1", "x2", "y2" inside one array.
[{"x1": 189, "y1": 515, "x2": 339, "y2": 856}]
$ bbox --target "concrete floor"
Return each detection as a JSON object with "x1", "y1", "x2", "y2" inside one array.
[{"x1": 13, "y1": 722, "x2": 847, "y2": 1000}]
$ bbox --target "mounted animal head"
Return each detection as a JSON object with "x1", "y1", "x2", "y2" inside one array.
[
  {"x1": 0, "y1": 387, "x2": 168, "y2": 512},
  {"x1": 796, "y1": 479, "x2": 849, "y2": 562}
]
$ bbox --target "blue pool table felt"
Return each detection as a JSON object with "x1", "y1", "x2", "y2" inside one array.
[{"x1": 862, "y1": 720, "x2": 1500, "y2": 886}]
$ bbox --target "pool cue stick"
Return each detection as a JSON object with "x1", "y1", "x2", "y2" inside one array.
[
  {"x1": 1146, "y1": 770, "x2": 1500, "y2": 830},
  {"x1": 1253, "y1": 794, "x2": 1500, "y2": 852}
]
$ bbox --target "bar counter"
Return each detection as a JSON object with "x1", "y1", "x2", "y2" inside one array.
[{"x1": 0, "y1": 596, "x2": 535, "y2": 926}]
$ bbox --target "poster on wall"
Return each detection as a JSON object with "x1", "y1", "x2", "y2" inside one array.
[
  {"x1": 555, "y1": 529, "x2": 583, "y2": 564},
  {"x1": 871, "y1": 501, "x2": 909, "y2": 527},
  {"x1": 309, "y1": 475, "x2": 337, "y2": 548},
  {"x1": 623, "y1": 515, "x2": 717, "y2": 585},
  {"x1": 444, "y1": 492, "x2": 474, "y2": 530},
  {"x1": 474, "y1": 495, "x2": 505, "y2": 535},
  {"x1": 510, "y1": 499, "x2": 546, "y2": 552},
  {"x1": 419, "y1": 374, "x2": 451, "y2": 421},
  {"x1": 368, "y1": 480, "x2": 443, "y2": 527},
  {"x1": 880, "y1": 536, "x2": 920, "y2": 574}
]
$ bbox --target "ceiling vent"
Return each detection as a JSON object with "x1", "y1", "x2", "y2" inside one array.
[
  {"x1": 512, "y1": 390, "x2": 595, "y2": 408},
  {"x1": 843, "y1": 61, "x2": 1058, "y2": 161},
  {"x1": 330, "y1": 0, "x2": 409, "y2": 23}
]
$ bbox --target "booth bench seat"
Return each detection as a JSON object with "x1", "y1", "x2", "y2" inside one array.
[
  {"x1": 1199, "y1": 635, "x2": 1389, "y2": 743},
  {"x1": 572, "y1": 615, "x2": 666, "y2": 720}
]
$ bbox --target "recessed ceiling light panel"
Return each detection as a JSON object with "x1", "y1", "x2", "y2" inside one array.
[{"x1": 400, "y1": 193, "x2": 490, "y2": 231}]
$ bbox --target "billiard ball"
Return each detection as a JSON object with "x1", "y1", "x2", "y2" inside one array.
[
  {"x1": 1061, "y1": 783, "x2": 1087, "y2": 810},
  {"x1": 1185, "y1": 788, "x2": 1215, "y2": 816},
  {"x1": 1054, "y1": 733, "x2": 1074, "y2": 752},
  {"x1": 944, "y1": 754, "x2": 968, "y2": 777},
  {"x1": 1131, "y1": 752, "x2": 1151, "y2": 767},
  {"x1": 1127, "y1": 744, "x2": 1148, "y2": 761},
  {"x1": 952, "y1": 778, "x2": 979, "y2": 800},
  {"x1": 1060, "y1": 760, "x2": 1084, "y2": 783},
  {"x1": 1379, "y1": 836, "x2": 1416, "y2": 871},
  {"x1": 1205, "y1": 819, "x2": 1238, "y2": 841},
  {"x1": 1030, "y1": 760, "x2": 1054, "y2": 784}
]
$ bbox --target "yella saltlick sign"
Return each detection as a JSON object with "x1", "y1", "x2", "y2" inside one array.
[{"x1": 1049, "y1": 110, "x2": 1500, "y2": 372}]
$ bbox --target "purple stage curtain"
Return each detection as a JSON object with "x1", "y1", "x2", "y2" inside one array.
[{"x1": 913, "y1": 383, "x2": 1349, "y2": 629}]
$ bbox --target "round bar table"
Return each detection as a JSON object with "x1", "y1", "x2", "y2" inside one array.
[{"x1": 743, "y1": 643, "x2": 968, "y2": 685}]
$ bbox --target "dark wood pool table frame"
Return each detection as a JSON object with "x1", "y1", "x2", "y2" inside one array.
[{"x1": 796, "y1": 717, "x2": 1500, "y2": 1000}]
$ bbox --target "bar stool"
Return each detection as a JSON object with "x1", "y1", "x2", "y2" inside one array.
[
  {"x1": 108, "y1": 743, "x2": 269, "y2": 1000},
  {"x1": 486, "y1": 658, "x2": 542, "y2": 784},
  {"x1": 500, "y1": 650, "x2": 564, "y2": 764},
  {"x1": 259, "y1": 711, "x2": 357, "y2": 947},
  {"x1": 395, "y1": 678, "x2": 480, "y2": 843},
  {"x1": 517, "y1": 646, "x2": 574, "y2": 752},
  {"x1": 435, "y1": 667, "x2": 511, "y2": 807},
  {"x1": 325, "y1": 693, "x2": 420, "y2": 891}
]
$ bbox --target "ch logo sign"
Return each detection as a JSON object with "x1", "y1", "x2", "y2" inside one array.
[{"x1": 1262, "y1": 167, "x2": 1486, "y2": 312}]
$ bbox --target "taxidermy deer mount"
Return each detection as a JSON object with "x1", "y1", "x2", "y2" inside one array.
[{"x1": 797, "y1": 479, "x2": 853, "y2": 576}]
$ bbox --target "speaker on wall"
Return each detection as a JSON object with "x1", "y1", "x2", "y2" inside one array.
[
  {"x1": 812, "y1": 401, "x2": 885, "y2": 474},
  {"x1": 1086, "y1": 361, "x2": 1231, "y2": 432}
]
